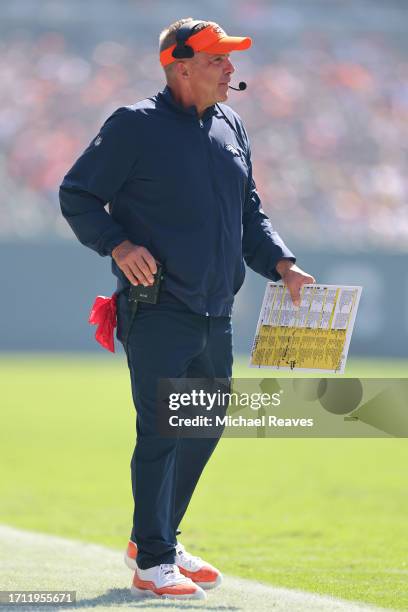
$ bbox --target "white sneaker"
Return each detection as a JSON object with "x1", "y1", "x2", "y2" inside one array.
[
  {"x1": 175, "y1": 542, "x2": 223, "y2": 589},
  {"x1": 125, "y1": 540, "x2": 222, "y2": 590},
  {"x1": 130, "y1": 562, "x2": 206, "y2": 600}
]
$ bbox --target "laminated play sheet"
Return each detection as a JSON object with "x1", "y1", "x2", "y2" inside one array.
[{"x1": 250, "y1": 283, "x2": 362, "y2": 373}]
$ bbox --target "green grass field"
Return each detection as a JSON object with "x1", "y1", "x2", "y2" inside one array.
[{"x1": 1, "y1": 354, "x2": 407, "y2": 610}]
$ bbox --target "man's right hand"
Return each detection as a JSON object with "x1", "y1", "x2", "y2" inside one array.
[{"x1": 111, "y1": 240, "x2": 158, "y2": 286}]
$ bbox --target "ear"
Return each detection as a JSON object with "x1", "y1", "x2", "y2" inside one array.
[{"x1": 174, "y1": 60, "x2": 190, "y2": 79}]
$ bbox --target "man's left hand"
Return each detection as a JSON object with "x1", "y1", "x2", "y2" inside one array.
[{"x1": 275, "y1": 260, "x2": 315, "y2": 307}]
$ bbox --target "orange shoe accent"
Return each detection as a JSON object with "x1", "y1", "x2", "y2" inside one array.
[
  {"x1": 132, "y1": 573, "x2": 200, "y2": 596},
  {"x1": 179, "y1": 566, "x2": 219, "y2": 583},
  {"x1": 125, "y1": 540, "x2": 221, "y2": 589},
  {"x1": 127, "y1": 540, "x2": 137, "y2": 561}
]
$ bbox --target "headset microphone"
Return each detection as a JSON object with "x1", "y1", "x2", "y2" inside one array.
[{"x1": 228, "y1": 81, "x2": 247, "y2": 91}]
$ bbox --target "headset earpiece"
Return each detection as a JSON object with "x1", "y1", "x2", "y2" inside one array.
[
  {"x1": 172, "y1": 21, "x2": 205, "y2": 61},
  {"x1": 172, "y1": 44, "x2": 194, "y2": 59}
]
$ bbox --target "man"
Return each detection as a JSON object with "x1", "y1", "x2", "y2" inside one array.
[{"x1": 60, "y1": 18, "x2": 314, "y2": 601}]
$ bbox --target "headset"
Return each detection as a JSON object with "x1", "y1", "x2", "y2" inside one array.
[
  {"x1": 171, "y1": 21, "x2": 248, "y2": 94},
  {"x1": 172, "y1": 21, "x2": 207, "y2": 60}
]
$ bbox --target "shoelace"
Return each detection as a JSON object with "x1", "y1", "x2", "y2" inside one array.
[
  {"x1": 158, "y1": 563, "x2": 186, "y2": 586},
  {"x1": 176, "y1": 544, "x2": 204, "y2": 571}
]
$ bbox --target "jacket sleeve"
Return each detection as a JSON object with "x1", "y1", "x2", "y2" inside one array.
[
  {"x1": 59, "y1": 107, "x2": 137, "y2": 257},
  {"x1": 242, "y1": 140, "x2": 296, "y2": 281}
]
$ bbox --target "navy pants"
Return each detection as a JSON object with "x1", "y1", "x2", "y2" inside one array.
[{"x1": 117, "y1": 292, "x2": 233, "y2": 569}]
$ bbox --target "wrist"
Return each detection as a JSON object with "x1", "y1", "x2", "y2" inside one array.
[
  {"x1": 112, "y1": 240, "x2": 131, "y2": 259},
  {"x1": 275, "y1": 258, "x2": 295, "y2": 277}
]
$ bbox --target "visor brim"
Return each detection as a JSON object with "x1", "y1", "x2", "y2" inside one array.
[{"x1": 201, "y1": 36, "x2": 252, "y2": 54}]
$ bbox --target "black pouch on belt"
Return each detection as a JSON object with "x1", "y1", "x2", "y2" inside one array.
[
  {"x1": 124, "y1": 264, "x2": 164, "y2": 353},
  {"x1": 128, "y1": 263, "x2": 164, "y2": 305}
]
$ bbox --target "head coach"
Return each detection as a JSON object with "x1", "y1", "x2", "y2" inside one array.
[{"x1": 59, "y1": 17, "x2": 315, "y2": 601}]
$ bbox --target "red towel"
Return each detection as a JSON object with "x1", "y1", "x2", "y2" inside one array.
[{"x1": 88, "y1": 293, "x2": 117, "y2": 353}]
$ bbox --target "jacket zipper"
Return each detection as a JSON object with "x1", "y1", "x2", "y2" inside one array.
[{"x1": 198, "y1": 116, "x2": 220, "y2": 316}]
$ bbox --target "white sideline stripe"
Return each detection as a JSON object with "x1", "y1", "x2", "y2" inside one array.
[{"x1": 0, "y1": 525, "x2": 390, "y2": 612}]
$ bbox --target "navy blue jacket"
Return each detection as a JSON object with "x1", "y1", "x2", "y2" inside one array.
[{"x1": 59, "y1": 86, "x2": 295, "y2": 316}]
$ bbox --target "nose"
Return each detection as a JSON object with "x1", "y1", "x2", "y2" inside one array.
[{"x1": 225, "y1": 57, "x2": 235, "y2": 75}]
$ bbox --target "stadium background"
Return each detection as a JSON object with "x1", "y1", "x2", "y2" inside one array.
[
  {"x1": 1, "y1": 2, "x2": 408, "y2": 609},
  {"x1": 1, "y1": 0, "x2": 407, "y2": 357}
]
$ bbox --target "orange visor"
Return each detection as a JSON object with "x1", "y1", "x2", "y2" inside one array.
[{"x1": 160, "y1": 24, "x2": 252, "y2": 67}]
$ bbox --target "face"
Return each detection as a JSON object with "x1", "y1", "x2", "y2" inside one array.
[{"x1": 183, "y1": 52, "x2": 235, "y2": 107}]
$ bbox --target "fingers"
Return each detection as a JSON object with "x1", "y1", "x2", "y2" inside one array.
[
  {"x1": 283, "y1": 273, "x2": 304, "y2": 307},
  {"x1": 129, "y1": 256, "x2": 154, "y2": 286},
  {"x1": 283, "y1": 270, "x2": 316, "y2": 307},
  {"x1": 114, "y1": 244, "x2": 159, "y2": 286},
  {"x1": 122, "y1": 264, "x2": 139, "y2": 286},
  {"x1": 142, "y1": 250, "x2": 158, "y2": 276},
  {"x1": 288, "y1": 285, "x2": 301, "y2": 308}
]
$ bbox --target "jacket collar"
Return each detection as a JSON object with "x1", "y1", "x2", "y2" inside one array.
[{"x1": 159, "y1": 85, "x2": 217, "y2": 121}]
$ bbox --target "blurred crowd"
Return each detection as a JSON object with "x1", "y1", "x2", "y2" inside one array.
[{"x1": 0, "y1": 11, "x2": 407, "y2": 250}]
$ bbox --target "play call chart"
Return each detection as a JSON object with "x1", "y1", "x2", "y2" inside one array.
[{"x1": 250, "y1": 284, "x2": 362, "y2": 373}]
